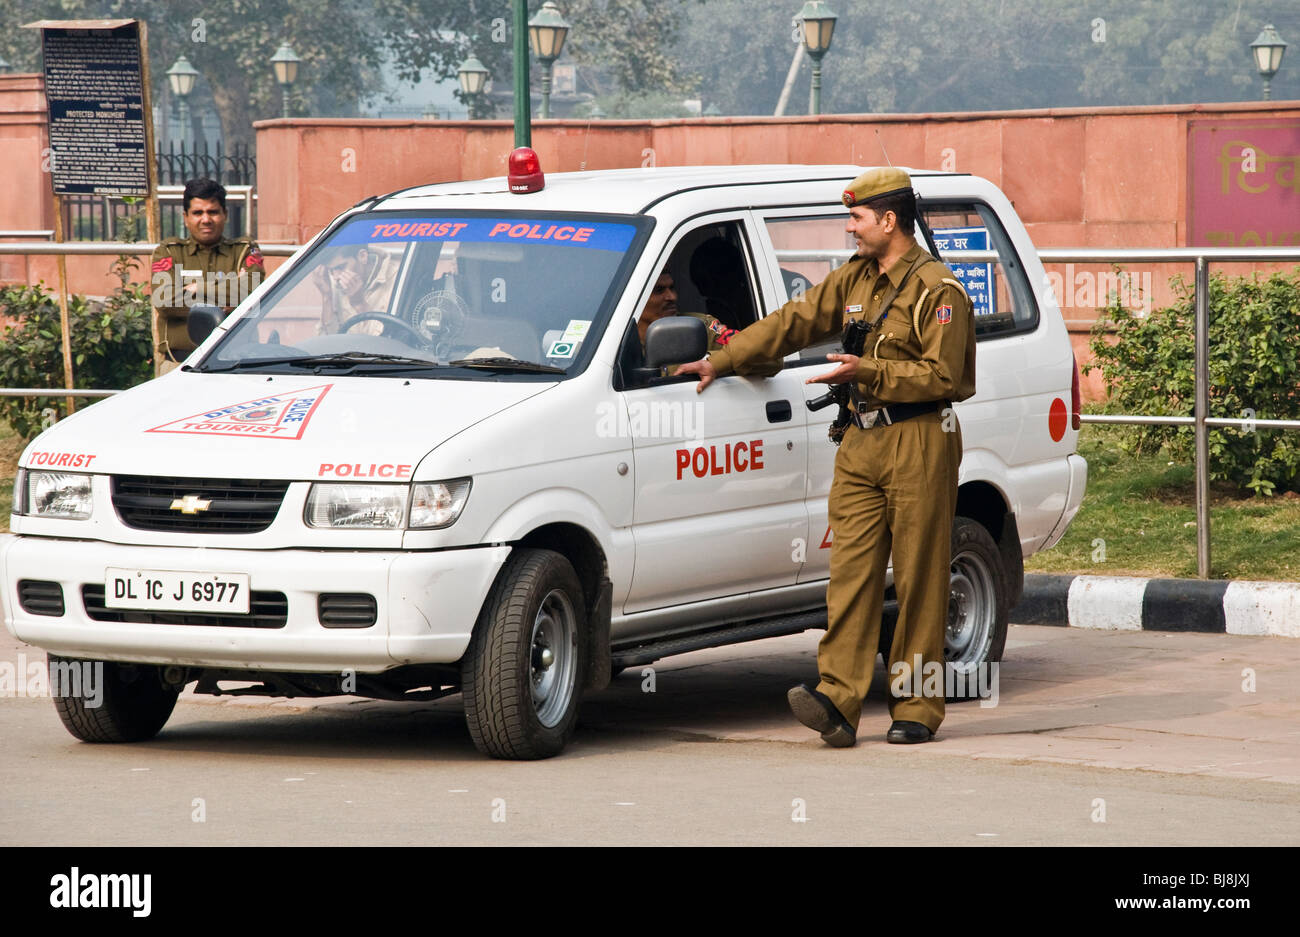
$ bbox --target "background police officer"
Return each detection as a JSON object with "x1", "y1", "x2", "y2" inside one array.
[
  {"x1": 150, "y1": 178, "x2": 265, "y2": 372},
  {"x1": 676, "y1": 168, "x2": 976, "y2": 746}
]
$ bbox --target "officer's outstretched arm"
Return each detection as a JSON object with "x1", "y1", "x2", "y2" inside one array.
[{"x1": 704, "y1": 263, "x2": 854, "y2": 381}]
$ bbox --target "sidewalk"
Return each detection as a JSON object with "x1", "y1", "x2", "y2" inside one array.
[{"x1": 1014, "y1": 574, "x2": 1300, "y2": 637}]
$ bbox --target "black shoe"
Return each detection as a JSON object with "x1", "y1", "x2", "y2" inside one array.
[
  {"x1": 787, "y1": 684, "x2": 856, "y2": 748},
  {"x1": 886, "y1": 720, "x2": 934, "y2": 744}
]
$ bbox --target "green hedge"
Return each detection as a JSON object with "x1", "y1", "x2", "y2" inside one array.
[
  {"x1": 0, "y1": 276, "x2": 152, "y2": 442},
  {"x1": 1086, "y1": 270, "x2": 1300, "y2": 495}
]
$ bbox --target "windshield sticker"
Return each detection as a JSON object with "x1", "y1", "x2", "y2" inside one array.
[
  {"x1": 559, "y1": 320, "x2": 591, "y2": 342},
  {"x1": 546, "y1": 340, "x2": 579, "y2": 359},
  {"x1": 147, "y1": 384, "x2": 333, "y2": 440},
  {"x1": 333, "y1": 217, "x2": 636, "y2": 252}
]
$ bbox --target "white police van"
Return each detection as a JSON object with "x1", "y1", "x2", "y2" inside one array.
[{"x1": 2, "y1": 159, "x2": 1086, "y2": 759}]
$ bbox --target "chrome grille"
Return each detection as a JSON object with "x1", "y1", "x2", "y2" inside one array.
[{"x1": 111, "y1": 475, "x2": 289, "y2": 533}]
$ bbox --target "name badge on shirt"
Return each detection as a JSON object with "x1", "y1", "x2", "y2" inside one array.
[{"x1": 845, "y1": 304, "x2": 863, "y2": 314}]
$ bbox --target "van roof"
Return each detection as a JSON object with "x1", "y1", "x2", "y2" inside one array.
[{"x1": 372, "y1": 164, "x2": 956, "y2": 216}]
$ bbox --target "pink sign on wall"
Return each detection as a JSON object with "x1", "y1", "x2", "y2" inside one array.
[{"x1": 1188, "y1": 119, "x2": 1300, "y2": 247}]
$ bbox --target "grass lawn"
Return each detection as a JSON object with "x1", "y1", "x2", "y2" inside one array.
[
  {"x1": 0, "y1": 418, "x2": 1295, "y2": 581},
  {"x1": 1026, "y1": 424, "x2": 1300, "y2": 581}
]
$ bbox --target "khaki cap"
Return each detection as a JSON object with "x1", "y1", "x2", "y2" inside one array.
[{"x1": 841, "y1": 167, "x2": 913, "y2": 208}]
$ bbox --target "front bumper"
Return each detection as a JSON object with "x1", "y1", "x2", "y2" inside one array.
[{"x1": 0, "y1": 535, "x2": 509, "y2": 672}]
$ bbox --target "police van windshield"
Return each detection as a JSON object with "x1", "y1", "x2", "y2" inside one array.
[{"x1": 198, "y1": 211, "x2": 649, "y2": 378}]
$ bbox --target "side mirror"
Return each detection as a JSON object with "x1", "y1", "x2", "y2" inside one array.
[
  {"x1": 645, "y1": 316, "x2": 707, "y2": 369},
  {"x1": 187, "y1": 304, "x2": 225, "y2": 346}
]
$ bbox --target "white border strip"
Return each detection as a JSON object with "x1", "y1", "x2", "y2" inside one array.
[
  {"x1": 1224, "y1": 581, "x2": 1300, "y2": 638},
  {"x1": 1066, "y1": 576, "x2": 1146, "y2": 631}
]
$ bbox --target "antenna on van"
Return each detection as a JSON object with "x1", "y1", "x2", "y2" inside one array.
[{"x1": 875, "y1": 129, "x2": 893, "y2": 167}]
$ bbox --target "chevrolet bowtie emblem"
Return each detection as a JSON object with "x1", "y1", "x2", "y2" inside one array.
[{"x1": 170, "y1": 495, "x2": 212, "y2": 514}]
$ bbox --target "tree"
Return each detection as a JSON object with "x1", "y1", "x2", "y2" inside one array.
[
  {"x1": 378, "y1": 0, "x2": 698, "y2": 116},
  {"x1": 674, "y1": 0, "x2": 1300, "y2": 116},
  {"x1": 1, "y1": 0, "x2": 388, "y2": 147}
]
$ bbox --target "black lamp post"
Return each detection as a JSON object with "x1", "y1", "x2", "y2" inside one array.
[
  {"x1": 528, "y1": 1, "x2": 571, "y2": 119},
  {"x1": 270, "y1": 42, "x2": 301, "y2": 118},
  {"x1": 1250, "y1": 25, "x2": 1288, "y2": 101},
  {"x1": 166, "y1": 55, "x2": 199, "y2": 148},
  {"x1": 797, "y1": 0, "x2": 837, "y2": 115},
  {"x1": 457, "y1": 55, "x2": 490, "y2": 119}
]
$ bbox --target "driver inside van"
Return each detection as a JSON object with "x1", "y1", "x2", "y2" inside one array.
[
  {"x1": 638, "y1": 270, "x2": 738, "y2": 356},
  {"x1": 315, "y1": 244, "x2": 401, "y2": 334}
]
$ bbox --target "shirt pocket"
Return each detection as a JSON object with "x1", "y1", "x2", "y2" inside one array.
[{"x1": 871, "y1": 324, "x2": 912, "y2": 360}]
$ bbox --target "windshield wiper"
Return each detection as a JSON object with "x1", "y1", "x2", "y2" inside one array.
[
  {"x1": 449, "y1": 356, "x2": 566, "y2": 374},
  {"x1": 195, "y1": 352, "x2": 439, "y2": 373}
]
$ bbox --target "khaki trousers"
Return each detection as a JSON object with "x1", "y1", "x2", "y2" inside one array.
[{"x1": 816, "y1": 410, "x2": 962, "y2": 733}]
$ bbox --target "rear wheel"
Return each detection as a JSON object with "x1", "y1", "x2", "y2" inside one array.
[
  {"x1": 877, "y1": 515, "x2": 1009, "y2": 699},
  {"x1": 461, "y1": 548, "x2": 587, "y2": 759},
  {"x1": 943, "y1": 516, "x2": 1009, "y2": 699},
  {"x1": 50, "y1": 655, "x2": 180, "y2": 742}
]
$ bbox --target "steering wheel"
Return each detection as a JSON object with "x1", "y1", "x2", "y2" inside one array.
[{"x1": 337, "y1": 311, "x2": 429, "y2": 346}]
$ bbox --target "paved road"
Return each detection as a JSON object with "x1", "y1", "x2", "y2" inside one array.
[{"x1": 2, "y1": 621, "x2": 1297, "y2": 845}]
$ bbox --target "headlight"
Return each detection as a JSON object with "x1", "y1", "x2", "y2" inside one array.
[
  {"x1": 28, "y1": 471, "x2": 93, "y2": 519},
  {"x1": 305, "y1": 484, "x2": 407, "y2": 529},
  {"x1": 409, "y1": 479, "x2": 472, "y2": 529}
]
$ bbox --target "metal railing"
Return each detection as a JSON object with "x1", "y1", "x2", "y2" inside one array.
[{"x1": 3, "y1": 241, "x2": 1300, "y2": 578}]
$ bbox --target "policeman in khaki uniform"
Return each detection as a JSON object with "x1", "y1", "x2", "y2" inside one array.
[
  {"x1": 150, "y1": 178, "x2": 265, "y2": 371},
  {"x1": 677, "y1": 168, "x2": 976, "y2": 746}
]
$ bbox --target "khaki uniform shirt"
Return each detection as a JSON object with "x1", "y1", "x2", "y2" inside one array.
[
  {"x1": 707, "y1": 242, "x2": 976, "y2": 408},
  {"x1": 150, "y1": 235, "x2": 265, "y2": 360}
]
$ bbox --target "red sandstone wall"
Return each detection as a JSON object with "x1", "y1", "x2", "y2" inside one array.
[{"x1": 4, "y1": 71, "x2": 1298, "y2": 399}]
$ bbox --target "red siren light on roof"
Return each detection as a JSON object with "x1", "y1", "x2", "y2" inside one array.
[{"x1": 508, "y1": 147, "x2": 545, "y2": 193}]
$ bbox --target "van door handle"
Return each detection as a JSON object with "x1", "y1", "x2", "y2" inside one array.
[{"x1": 766, "y1": 400, "x2": 793, "y2": 423}]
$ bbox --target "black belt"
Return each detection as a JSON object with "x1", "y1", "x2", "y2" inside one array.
[{"x1": 850, "y1": 400, "x2": 945, "y2": 429}]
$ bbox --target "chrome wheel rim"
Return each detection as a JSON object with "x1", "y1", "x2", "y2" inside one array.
[
  {"x1": 945, "y1": 549, "x2": 995, "y2": 669},
  {"x1": 530, "y1": 588, "x2": 577, "y2": 728}
]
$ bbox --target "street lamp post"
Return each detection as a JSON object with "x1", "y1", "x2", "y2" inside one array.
[
  {"x1": 528, "y1": 1, "x2": 571, "y2": 119},
  {"x1": 270, "y1": 42, "x2": 301, "y2": 118},
  {"x1": 1250, "y1": 25, "x2": 1288, "y2": 101},
  {"x1": 797, "y1": 0, "x2": 837, "y2": 115},
  {"x1": 166, "y1": 55, "x2": 199, "y2": 148},
  {"x1": 457, "y1": 55, "x2": 490, "y2": 119}
]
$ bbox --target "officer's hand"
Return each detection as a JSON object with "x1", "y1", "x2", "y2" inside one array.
[
  {"x1": 674, "y1": 358, "x2": 717, "y2": 393},
  {"x1": 806, "y1": 353, "x2": 859, "y2": 385}
]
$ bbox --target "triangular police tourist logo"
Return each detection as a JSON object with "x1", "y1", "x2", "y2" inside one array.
[{"x1": 147, "y1": 384, "x2": 333, "y2": 440}]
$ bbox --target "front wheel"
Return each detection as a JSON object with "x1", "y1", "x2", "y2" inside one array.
[
  {"x1": 461, "y1": 548, "x2": 587, "y2": 759},
  {"x1": 50, "y1": 655, "x2": 180, "y2": 742}
]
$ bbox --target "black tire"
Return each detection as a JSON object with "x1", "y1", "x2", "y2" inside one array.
[
  {"x1": 876, "y1": 515, "x2": 1009, "y2": 701},
  {"x1": 50, "y1": 655, "x2": 180, "y2": 743},
  {"x1": 944, "y1": 516, "x2": 1010, "y2": 699},
  {"x1": 461, "y1": 548, "x2": 587, "y2": 759}
]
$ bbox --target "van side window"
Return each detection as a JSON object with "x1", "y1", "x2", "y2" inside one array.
[
  {"x1": 763, "y1": 215, "x2": 856, "y2": 362},
  {"x1": 618, "y1": 220, "x2": 763, "y2": 387},
  {"x1": 921, "y1": 202, "x2": 1039, "y2": 338}
]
